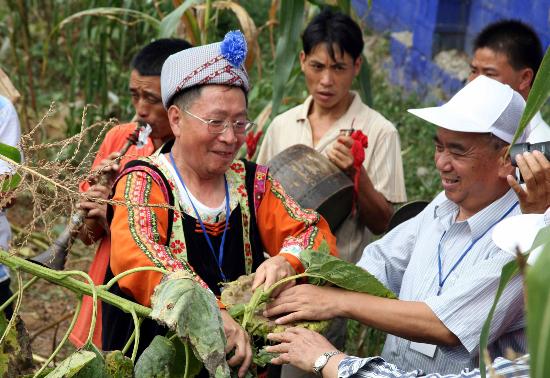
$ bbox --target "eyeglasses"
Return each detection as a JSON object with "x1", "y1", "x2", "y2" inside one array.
[{"x1": 184, "y1": 109, "x2": 256, "y2": 135}]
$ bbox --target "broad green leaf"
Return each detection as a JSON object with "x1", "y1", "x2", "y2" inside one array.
[
  {"x1": 510, "y1": 47, "x2": 550, "y2": 144},
  {"x1": 300, "y1": 250, "x2": 396, "y2": 298},
  {"x1": 134, "y1": 336, "x2": 175, "y2": 378},
  {"x1": 271, "y1": 0, "x2": 305, "y2": 117},
  {"x1": 105, "y1": 350, "x2": 133, "y2": 378},
  {"x1": 72, "y1": 344, "x2": 108, "y2": 378},
  {"x1": 150, "y1": 271, "x2": 229, "y2": 377},
  {"x1": 158, "y1": 0, "x2": 201, "y2": 38},
  {"x1": 0, "y1": 142, "x2": 22, "y2": 191},
  {"x1": 172, "y1": 336, "x2": 203, "y2": 378},
  {"x1": 0, "y1": 142, "x2": 21, "y2": 164},
  {"x1": 317, "y1": 239, "x2": 331, "y2": 255},
  {"x1": 527, "y1": 239, "x2": 550, "y2": 378},
  {"x1": 44, "y1": 350, "x2": 97, "y2": 378},
  {"x1": 478, "y1": 259, "x2": 519, "y2": 378}
]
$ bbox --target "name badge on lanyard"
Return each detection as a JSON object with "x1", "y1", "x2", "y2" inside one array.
[{"x1": 409, "y1": 341, "x2": 437, "y2": 358}]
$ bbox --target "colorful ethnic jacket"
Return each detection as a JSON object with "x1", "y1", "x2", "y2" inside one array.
[{"x1": 102, "y1": 144, "x2": 337, "y2": 353}]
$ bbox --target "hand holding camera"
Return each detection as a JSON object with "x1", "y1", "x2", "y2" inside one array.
[{"x1": 507, "y1": 144, "x2": 550, "y2": 214}]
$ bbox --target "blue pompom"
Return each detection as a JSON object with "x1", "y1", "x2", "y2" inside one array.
[{"x1": 220, "y1": 30, "x2": 247, "y2": 67}]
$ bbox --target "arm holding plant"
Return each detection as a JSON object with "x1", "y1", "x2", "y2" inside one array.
[
  {"x1": 252, "y1": 175, "x2": 338, "y2": 293},
  {"x1": 265, "y1": 285, "x2": 459, "y2": 346}
]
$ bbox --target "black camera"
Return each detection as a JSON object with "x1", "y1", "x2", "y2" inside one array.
[{"x1": 509, "y1": 141, "x2": 550, "y2": 167}]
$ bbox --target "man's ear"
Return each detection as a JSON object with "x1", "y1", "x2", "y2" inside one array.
[
  {"x1": 498, "y1": 147, "x2": 515, "y2": 179},
  {"x1": 167, "y1": 105, "x2": 183, "y2": 137},
  {"x1": 299, "y1": 51, "x2": 307, "y2": 72},
  {"x1": 518, "y1": 67, "x2": 534, "y2": 94}
]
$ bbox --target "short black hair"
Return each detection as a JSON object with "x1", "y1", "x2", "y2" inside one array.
[
  {"x1": 474, "y1": 20, "x2": 543, "y2": 74},
  {"x1": 131, "y1": 38, "x2": 192, "y2": 76},
  {"x1": 302, "y1": 9, "x2": 364, "y2": 61}
]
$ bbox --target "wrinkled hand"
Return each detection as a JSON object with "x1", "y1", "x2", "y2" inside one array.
[
  {"x1": 326, "y1": 136, "x2": 354, "y2": 176},
  {"x1": 88, "y1": 151, "x2": 121, "y2": 188},
  {"x1": 508, "y1": 151, "x2": 550, "y2": 214},
  {"x1": 220, "y1": 309, "x2": 252, "y2": 378},
  {"x1": 263, "y1": 284, "x2": 339, "y2": 324},
  {"x1": 266, "y1": 327, "x2": 344, "y2": 373},
  {"x1": 77, "y1": 184, "x2": 110, "y2": 220},
  {"x1": 252, "y1": 255, "x2": 296, "y2": 297}
]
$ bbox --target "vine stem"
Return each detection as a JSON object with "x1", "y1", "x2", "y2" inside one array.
[
  {"x1": 184, "y1": 338, "x2": 190, "y2": 377},
  {"x1": 100, "y1": 266, "x2": 169, "y2": 291},
  {"x1": 0, "y1": 271, "x2": 25, "y2": 345},
  {"x1": 0, "y1": 275, "x2": 38, "y2": 312},
  {"x1": 130, "y1": 310, "x2": 141, "y2": 363},
  {"x1": 33, "y1": 299, "x2": 82, "y2": 378},
  {"x1": 0, "y1": 251, "x2": 151, "y2": 318}
]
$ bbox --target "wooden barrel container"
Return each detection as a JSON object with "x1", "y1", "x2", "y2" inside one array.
[{"x1": 267, "y1": 144, "x2": 353, "y2": 231}]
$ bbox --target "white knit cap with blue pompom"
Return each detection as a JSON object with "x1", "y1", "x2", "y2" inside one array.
[{"x1": 161, "y1": 30, "x2": 249, "y2": 109}]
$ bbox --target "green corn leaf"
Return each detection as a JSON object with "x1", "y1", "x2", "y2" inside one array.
[
  {"x1": 478, "y1": 259, "x2": 519, "y2": 378},
  {"x1": 527, "y1": 239, "x2": 550, "y2": 378},
  {"x1": 271, "y1": 0, "x2": 305, "y2": 117},
  {"x1": 158, "y1": 0, "x2": 202, "y2": 38},
  {"x1": 150, "y1": 270, "x2": 229, "y2": 377},
  {"x1": 43, "y1": 350, "x2": 97, "y2": 378},
  {"x1": 510, "y1": 46, "x2": 550, "y2": 145},
  {"x1": 300, "y1": 250, "x2": 396, "y2": 298},
  {"x1": 358, "y1": 53, "x2": 373, "y2": 107}
]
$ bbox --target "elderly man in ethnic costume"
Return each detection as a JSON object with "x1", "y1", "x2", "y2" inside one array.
[{"x1": 102, "y1": 31, "x2": 338, "y2": 376}]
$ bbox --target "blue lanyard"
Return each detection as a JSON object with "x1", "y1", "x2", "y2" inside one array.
[
  {"x1": 169, "y1": 152, "x2": 230, "y2": 282},
  {"x1": 437, "y1": 201, "x2": 519, "y2": 295}
]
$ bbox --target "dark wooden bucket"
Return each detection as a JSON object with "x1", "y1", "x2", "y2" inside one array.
[{"x1": 267, "y1": 144, "x2": 354, "y2": 231}]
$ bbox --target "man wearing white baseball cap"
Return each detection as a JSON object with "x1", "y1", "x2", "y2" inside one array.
[{"x1": 265, "y1": 75, "x2": 528, "y2": 375}]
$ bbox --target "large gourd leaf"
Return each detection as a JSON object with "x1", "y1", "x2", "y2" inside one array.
[
  {"x1": 44, "y1": 350, "x2": 97, "y2": 378},
  {"x1": 105, "y1": 350, "x2": 133, "y2": 378},
  {"x1": 270, "y1": 0, "x2": 305, "y2": 117},
  {"x1": 510, "y1": 47, "x2": 550, "y2": 145},
  {"x1": 150, "y1": 271, "x2": 229, "y2": 377},
  {"x1": 300, "y1": 250, "x2": 396, "y2": 298},
  {"x1": 134, "y1": 336, "x2": 176, "y2": 378},
  {"x1": 0, "y1": 142, "x2": 22, "y2": 191},
  {"x1": 527, "y1": 239, "x2": 550, "y2": 378}
]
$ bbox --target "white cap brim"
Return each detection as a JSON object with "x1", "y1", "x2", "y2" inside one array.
[{"x1": 492, "y1": 214, "x2": 546, "y2": 264}]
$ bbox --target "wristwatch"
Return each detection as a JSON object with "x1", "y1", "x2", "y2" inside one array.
[{"x1": 313, "y1": 351, "x2": 342, "y2": 376}]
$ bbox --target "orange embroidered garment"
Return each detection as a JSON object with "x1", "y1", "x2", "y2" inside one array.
[
  {"x1": 109, "y1": 162, "x2": 338, "y2": 308},
  {"x1": 70, "y1": 123, "x2": 155, "y2": 349}
]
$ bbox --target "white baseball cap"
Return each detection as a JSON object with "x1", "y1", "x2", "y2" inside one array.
[
  {"x1": 408, "y1": 75, "x2": 527, "y2": 143},
  {"x1": 492, "y1": 212, "x2": 548, "y2": 264}
]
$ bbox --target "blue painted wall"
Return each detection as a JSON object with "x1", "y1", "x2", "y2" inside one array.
[{"x1": 352, "y1": 0, "x2": 550, "y2": 100}]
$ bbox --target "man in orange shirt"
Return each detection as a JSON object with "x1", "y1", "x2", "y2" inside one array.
[{"x1": 70, "y1": 38, "x2": 191, "y2": 348}]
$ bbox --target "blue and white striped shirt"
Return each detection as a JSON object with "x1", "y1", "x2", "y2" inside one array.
[
  {"x1": 338, "y1": 354, "x2": 529, "y2": 378},
  {"x1": 357, "y1": 189, "x2": 525, "y2": 374}
]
